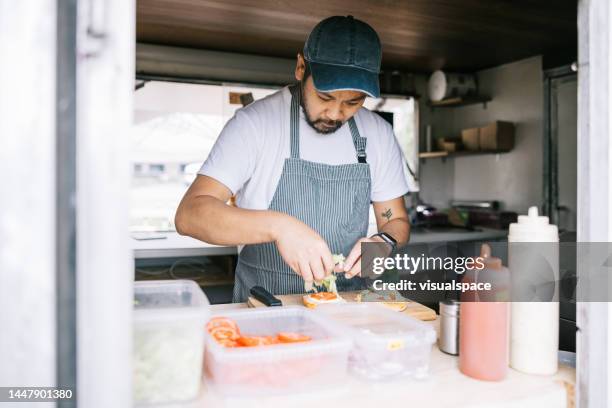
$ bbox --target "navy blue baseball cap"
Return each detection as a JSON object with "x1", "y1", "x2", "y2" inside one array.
[{"x1": 303, "y1": 15, "x2": 382, "y2": 98}]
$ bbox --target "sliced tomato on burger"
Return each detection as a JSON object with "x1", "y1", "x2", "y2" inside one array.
[{"x1": 310, "y1": 292, "x2": 338, "y2": 301}]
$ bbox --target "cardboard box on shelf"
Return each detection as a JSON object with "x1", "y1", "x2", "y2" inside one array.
[
  {"x1": 479, "y1": 121, "x2": 514, "y2": 151},
  {"x1": 461, "y1": 127, "x2": 480, "y2": 151},
  {"x1": 436, "y1": 137, "x2": 462, "y2": 153}
]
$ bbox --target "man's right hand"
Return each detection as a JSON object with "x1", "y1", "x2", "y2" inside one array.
[
  {"x1": 273, "y1": 215, "x2": 335, "y2": 284},
  {"x1": 176, "y1": 175, "x2": 334, "y2": 284}
]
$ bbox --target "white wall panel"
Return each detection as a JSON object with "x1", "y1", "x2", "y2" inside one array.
[{"x1": 0, "y1": 1, "x2": 57, "y2": 401}]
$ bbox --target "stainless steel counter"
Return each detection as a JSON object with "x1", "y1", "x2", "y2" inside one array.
[{"x1": 132, "y1": 228, "x2": 507, "y2": 260}]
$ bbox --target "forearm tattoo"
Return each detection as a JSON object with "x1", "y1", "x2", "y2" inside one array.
[{"x1": 381, "y1": 208, "x2": 392, "y2": 221}]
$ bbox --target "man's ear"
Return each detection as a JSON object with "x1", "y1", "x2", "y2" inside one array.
[{"x1": 295, "y1": 53, "x2": 306, "y2": 81}]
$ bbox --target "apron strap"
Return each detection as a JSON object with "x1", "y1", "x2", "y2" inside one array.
[
  {"x1": 289, "y1": 84, "x2": 301, "y2": 159},
  {"x1": 348, "y1": 117, "x2": 367, "y2": 163},
  {"x1": 290, "y1": 84, "x2": 367, "y2": 163}
]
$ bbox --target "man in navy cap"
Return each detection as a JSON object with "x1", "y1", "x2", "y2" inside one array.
[{"x1": 176, "y1": 16, "x2": 411, "y2": 302}]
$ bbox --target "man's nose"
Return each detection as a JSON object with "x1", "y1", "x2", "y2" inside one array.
[{"x1": 325, "y1": 103, "x2": 343, "y2": 121}]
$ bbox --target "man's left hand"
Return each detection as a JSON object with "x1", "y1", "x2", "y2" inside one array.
[{"x1": 340, "y1": 235, "x2": 392, "y2": 279}]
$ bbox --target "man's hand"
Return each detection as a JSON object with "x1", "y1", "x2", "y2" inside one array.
[
  {"x1": 342, "y1": 235, "x2": 392, "y2": 279},
  {"x1": 274, "y1": 216, "x2": 335, "y2": 284},
  {"x1": 339, "y1": 196, "x2": 410, "y2": 278}
]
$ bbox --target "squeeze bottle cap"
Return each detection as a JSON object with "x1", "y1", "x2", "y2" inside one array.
[
  {"x1": 516, "y1": 206, "x2": 549, "y2": 226},
  {"x1": 479, "y1": 243, "x2": 502, "y2": 270},
  {"x1": 508, "y1": 206, "x2": 559, "y2": 242}
]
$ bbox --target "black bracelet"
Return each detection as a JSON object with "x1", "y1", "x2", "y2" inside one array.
[{"x1": 371, "y1": 232, "x2": 397, "y2": 249}]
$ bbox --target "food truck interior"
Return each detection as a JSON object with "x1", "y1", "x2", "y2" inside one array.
[
  {"x1": 132, "y1": 0, "x2": 578, "y2": 350},
  {"x1": 8, "y1": 1, "x2": 612, "y2": 407}
]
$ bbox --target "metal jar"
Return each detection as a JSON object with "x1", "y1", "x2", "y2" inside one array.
[{"x1": 439, "y1": 300, "x2": 460, "y2": 355}]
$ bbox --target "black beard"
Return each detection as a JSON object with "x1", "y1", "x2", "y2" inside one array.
[{"x1": 299, "y1": 81, "x2": 343, "y2": 134}]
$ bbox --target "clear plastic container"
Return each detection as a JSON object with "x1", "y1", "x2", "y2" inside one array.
[
  {"x1": 204, "y1": 306, "x2": 351, "y2": 396},
  {"x1": 133, "y1": 280, "x2": 210, "y2": 406},
  {"x1": 315, "y1": 303, "x2": 436, "y2": 380}
]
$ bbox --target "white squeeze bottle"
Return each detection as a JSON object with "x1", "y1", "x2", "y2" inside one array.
[{"x1": 508, "y1": 206, "x2": 559, "y2": 375}]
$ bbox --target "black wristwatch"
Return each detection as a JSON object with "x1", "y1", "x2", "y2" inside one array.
[{"x1": 371, "y1": 232, "x2": 397, "y2": 250}]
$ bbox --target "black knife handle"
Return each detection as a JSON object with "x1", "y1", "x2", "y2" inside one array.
[{"x1": 250, "y1": 286, "x2": 282, "y2": 306}]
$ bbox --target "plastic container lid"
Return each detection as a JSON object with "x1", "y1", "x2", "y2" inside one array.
[
  {"x1": 134, "y1": 280, "x2": 210, "y2": 324},
  {"x1": 508, "y1": 206, "x2": 558, "y2": 242},
  {"x1": 205, "y1": 306, "x2": 351, "y2": 362},
  {"x1": 316, "y1": 303, "x2": 436, "y2": 347}
]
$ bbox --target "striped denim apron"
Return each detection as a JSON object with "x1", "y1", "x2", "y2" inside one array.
[{"x1": 232, "y1": 84, "x2": 371, "y2": 302}]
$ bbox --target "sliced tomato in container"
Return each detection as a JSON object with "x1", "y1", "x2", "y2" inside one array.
[
  {"x1": 209, "y1": 325, "x2": 240, "y2": 341},
  {"x1": 206, "y1": 317, "x2": 238, "y2": 332},
  {"x1": 263, "y1": 335, "x2": 281, "y2": 345},
  {"x1": 277, "y1": 332, "x2": 312, "y2": 343},
  {"x1": 215, "y1": 338, "x2": 241, "y2": 348},
  {"x1": 237, "y1": 336, "x2": 272, "y2": 347}
]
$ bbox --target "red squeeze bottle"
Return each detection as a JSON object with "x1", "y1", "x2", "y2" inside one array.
[{"x1": 459, "y1": 244, "x2": 510, "y2": 381}]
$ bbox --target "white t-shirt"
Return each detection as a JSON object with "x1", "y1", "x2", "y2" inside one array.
[{"x1": 199, "y1": 86, "x2": 410, "y2": 210}]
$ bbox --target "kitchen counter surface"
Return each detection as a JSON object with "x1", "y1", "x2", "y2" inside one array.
[
  {"x1": 132, "y1": 228, "x2": 507, "y2": 259},
  {"x1": 409, "y1": 226, "x2": 507, "y2": 244},
  {"x1": 132, "y1": 232, "x2": 238, "y2": 259},
  {"x1": 185, "y1": 303, "x2": 574, "y2": 408}
]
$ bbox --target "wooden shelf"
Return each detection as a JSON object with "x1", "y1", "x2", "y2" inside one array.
[
  {"x1": 419, "y1": 151, "x2": 448, "y2": 159},
  {"x1": 419, "y1": 150, "x2": 510, "y2": 160},
  {"x1": 428, "y1": 95, "x2": 491, "y2": 108}
]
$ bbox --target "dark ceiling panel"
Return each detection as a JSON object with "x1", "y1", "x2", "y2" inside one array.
[{"x1": 137, "y1": 0, "x2": 577, "y2": 72}]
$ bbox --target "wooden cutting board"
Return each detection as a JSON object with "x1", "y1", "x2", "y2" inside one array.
[{"x1": 247, "y1": 290, "x2": 437, "y2": 321}]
